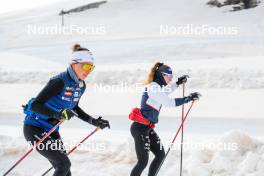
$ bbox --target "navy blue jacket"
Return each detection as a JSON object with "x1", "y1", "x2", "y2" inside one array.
[{"x1": 24, "y1": 67, "x2": 87, "y2": 132}]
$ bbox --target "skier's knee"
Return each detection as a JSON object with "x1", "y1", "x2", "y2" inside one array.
[
  {"x1": 56, "y1": 157, "x2": 71, "y2": 172},
  {"x1": 65, "y1": 159, "x2": 71, "y2": 170},
  {"x1": 155, "y1": 149, "x2": 165, "y2": 161},
  {"x1": 62, "y1": 159, "x2": 71, "y2": 170},
  {"x1": 137, "y1": 158, "x2": 148, "y2": 169}
]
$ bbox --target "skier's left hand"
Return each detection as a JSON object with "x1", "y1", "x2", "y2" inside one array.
[
  {"x1": 93, "y1": 117, "x2": 110, "y2": 129},
  {"x1": 188, "y1": 92, "x2": 202, "y2": 101},
  {"x1": 176, "y1": 75, "x2": 189, "y2": 86}
]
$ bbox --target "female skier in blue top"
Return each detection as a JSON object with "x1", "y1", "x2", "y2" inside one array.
[{"x1": 23, "y1": 44, "x2": 110, "y2": 176}]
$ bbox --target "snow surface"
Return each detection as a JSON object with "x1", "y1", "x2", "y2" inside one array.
[
  {"x1": 0, "y1": 0, "x2": 264, "y2": 175},
  {"x1": 0, "y1": 118, "x2": 264, "y2": 176}
]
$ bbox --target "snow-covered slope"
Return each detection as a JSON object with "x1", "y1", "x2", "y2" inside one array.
[
  {"x1": 0, "y1": 0, "x2": 263, "y2": 57},
  {"x1": 0, "y1": 0, "x2": 263, "y2": 116},
  {"x1": 1, "y1": 0, "x2": 264, "y2": 41},
  {"x1": 0, "y1": 1, "x2": 264, "y2": 176}
]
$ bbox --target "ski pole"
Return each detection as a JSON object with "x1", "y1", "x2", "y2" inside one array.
[
  {"x1": 180, "y1": 83, "x2": 185, "y2": 176},
  {"x1": 154, "y1": 101, "x2": 195, "y2": 176},
  {"x1": 3, "y1": 120, "x2": 64, "y2": 176},
  {"x1": 41, "y1": 127, "x2": 100, "y2": 176}
]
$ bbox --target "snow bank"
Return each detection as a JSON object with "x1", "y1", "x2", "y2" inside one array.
[
  {"x1": 165, "y1": 130, "x2": 264, "y2": 176},
  {"x1": 1, "y1": 67, "x2": 264, "y2": 88},
  {"x1": 0, "y1": 51, "x2": 264, "y2": 89},
  {"x1": 0, "y1": 130, "x2": 263, "y2": 176},
  {"x1": 186, "y1": 131, "x2": 264, "y2": 176}
]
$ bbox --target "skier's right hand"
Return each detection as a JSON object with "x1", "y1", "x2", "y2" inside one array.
[
  {"x1": 93, "y1": 117, "x2": 110, "y2": 129},
  {"x1": 187, "y1": 92, "x2": 201, "y2": 101},
  {"x1": 58, "y1": 109, "x2": 75, "y2": 120},
  {"x1": 176, "y1": 75, "x2": 189, "y2": 86}
]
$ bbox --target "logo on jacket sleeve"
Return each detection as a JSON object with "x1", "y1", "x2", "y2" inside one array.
[{"x1": 64, "y1": 91, "x2": 73, "y2": 96}]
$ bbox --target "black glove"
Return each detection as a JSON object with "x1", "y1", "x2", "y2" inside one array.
[
  {"x1": 176, "y1": 75, "x2": 189, "y2": 86},
  {"x1": 187, "y1": 92, "x2": 202, "y2": 101},
  {"x1": 56, "y1": 109, "x2": 75, "y2": 120},
  {"x1": 92, "y1": 117, "x2": 110, "y2": 129}
]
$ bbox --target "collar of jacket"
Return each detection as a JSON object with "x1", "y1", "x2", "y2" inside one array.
[{"x1": 67, "y1": 65, "x2": 81, "y2": 84}]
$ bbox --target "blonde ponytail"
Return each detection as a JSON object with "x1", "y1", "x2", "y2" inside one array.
[{"x1": 144, "y1": 62, "x2": 164, "y2": 84}]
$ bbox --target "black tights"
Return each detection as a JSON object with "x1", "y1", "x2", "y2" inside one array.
[
  {"x1": 130, "y1": 122, "x2": 165, "y2": 176},
  {"x1": 23, "y1": 125, "x2": 71, "y2": 176}
]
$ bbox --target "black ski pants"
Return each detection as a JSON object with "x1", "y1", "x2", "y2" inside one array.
[
  {"x1": 130, "y1": 122, "x2": 165, "y2": 176},
  {"x1": 23, "y1": 124, "x2": 71, "y2": 176}
]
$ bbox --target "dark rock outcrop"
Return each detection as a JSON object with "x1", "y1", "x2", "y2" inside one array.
[
  {"x1": 207, "y1": 0, "x2": 260, "y2": 11},
  {"x1": 59, "y1": 1, "x2": 107, "y2": 15}
]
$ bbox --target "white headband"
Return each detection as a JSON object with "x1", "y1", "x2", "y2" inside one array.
[{"x1": 71, "y1": 50, "x2": 94, "y2": 63}]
